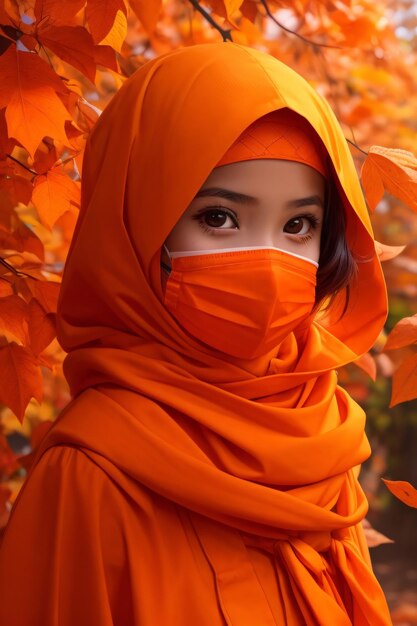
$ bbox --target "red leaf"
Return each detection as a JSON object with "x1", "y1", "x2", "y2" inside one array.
[
  {"x1": 0, "y1": 342, "x2": 43, "y2": 423},
  {"x1": 86, "y1": 0, "x2": 126, "y2": 42},
  {"x1": 34, "y1": 0, "x2": 86, "y2": 26},
  {"x1": 0, "y1": 294, "x2": 29, "y2": 344},
  {"x1": 27, "y1": 280, "x2": 61, "y2": 313},
  {"x1": 37, "y1": 24, "x2": 97, "y2": 83},
  {"x1": 382, "y1": 478, "x2": 417, "y2": 508},
  {"x1": 27, "y1": 298, "x2": 56, "y2": 355}
]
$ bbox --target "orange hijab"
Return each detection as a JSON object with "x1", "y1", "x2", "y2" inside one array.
[{"x1": 33, "y1": 42, "x2": 389, "y2": 623}]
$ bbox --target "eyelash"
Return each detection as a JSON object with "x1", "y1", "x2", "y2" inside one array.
[{"x1": 193, "y1": 206, "x2": 320, "y2": 242}]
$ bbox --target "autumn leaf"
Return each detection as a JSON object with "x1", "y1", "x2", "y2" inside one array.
[
  {"x1": 384, "y1": 314, "x2": 417, "y2": 351},
  {"x1": 361, "y1": 145, "x2": 417, "y2": 212},
  {"x1": 0, "y1": 342, "x2": 43, "y2": 423},
  {"x1": 0, "y1": 47, "x2": 71, "y2": 158},
  {"x1": 0, "y1": 295, "x2": 29, "y2": 344},
  {"x1": 374, "y1": 241, "x2": 406, "y2": 262},
  {"x1": 390, "y1": 352, "x2": 417, "y2": 407},
  {"x1": 34, "y1": 0, "x2": 86, "y2": 26},
  {"x1": 129, "y1": 0, "x2": 163, "y2": 35},
  {"x1": 37, "y1": 24, "x2": 98, "y2": 83},
  {"x1": 93, "y1": 43, "x2": 118, "y2": 72},
  {"x1": 207, "y1": 0, "x2": 243, "y2": 28},
  {"x1": 32, "y1": 168, "x2": 80, "y2": 229},
  {"x1": 354, "y1": 351, "x2": 376, "y2": 380},
  {"x1": 26, "y1": 280, "x2": 61, "y2": 313},
  {"x1": 382, "y1": 478, "x2": 417, "y2": 509},
  {"x1": 86, "y1": 0, "x2": 126, "y2": 43},
  {"x1": 27, "y1": 298, "x2": 56, "y2": 356},
  {"x1": 97, "y1": 10, "x2": 127, "y2": 53},
  {"x1": 240, "y1": 0, "x2": 258, "y2": 22},
  {"x1": 0, "y1": 175, "x2": 33, "y2": 211}
]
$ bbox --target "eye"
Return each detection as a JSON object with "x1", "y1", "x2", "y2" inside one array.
[
  {"x1": 194, "y1": 208, "x2": 238, "y2": 229},
  {"x1": 284, "y1": 215, "x2": 318, "y2": 236}
]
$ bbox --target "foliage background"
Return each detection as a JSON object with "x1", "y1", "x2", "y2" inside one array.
[{"x1": 1, "y1": 0, "x2": 417, "y2": 619}]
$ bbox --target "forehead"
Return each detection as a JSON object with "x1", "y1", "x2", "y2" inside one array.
[{"x1": 200, "y1": 159, "x2": 326, "y2": 199}]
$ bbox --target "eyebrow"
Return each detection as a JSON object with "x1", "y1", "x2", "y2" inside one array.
[{"x1": 194, "y1": 187, "x2": 324, "y2": 209}]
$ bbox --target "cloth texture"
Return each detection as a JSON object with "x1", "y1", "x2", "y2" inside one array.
[
  {"x1": 0, "y1": 42, "x2": 391, "y2": 625},
  {"x1": 215, "y1": 107, "x2": 328, "y2": 176}
]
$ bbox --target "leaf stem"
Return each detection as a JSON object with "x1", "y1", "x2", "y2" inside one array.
[{"x1": 346, "y1": 138, "x2": 368, "y2": 156}]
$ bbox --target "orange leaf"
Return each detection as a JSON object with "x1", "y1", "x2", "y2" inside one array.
[
  {"x1": 0, "y1": 47, "x2": 71, "y2": 158},
  {"x1": 384, "y1": 314, "x2": 417, "y2": 351},
  {"x1": 361, "y1": 146, "x2": 417, "y2": 212},
  {"x1": 390, "y1": 352, "x2": 417, "y2": 407},
  {"x1": 34, "y1": 0, "x2": 86, "y2": 26},
  {"x1": 382, "y1": 478, "x2": 417, "y2": 508},
  {"x1": 27, "y1": 280, "x2": 60, "y2": 313},
  {"x1": 0, "y1": 295, "x2": 29, "y2": 344},
  {"x1": 32, "y1": 168, "x2": 80, "y2": 229},
  {"x1": 129, "y1": 0, "x2": 162, "y2": 35},
  {"x1": 374, "y1": 241, "x2": 406, "y2": 262},
  {"x1": 37, "y1": 24, "x2": 98, "y2": 83},
  {"x1": 0, "y1": 342, "x2": 43, "y2": 423},
  {"x1": 223, "y1": 0, "x2": 244, "y2": 23},
  {"x1": 86, "y1": 0, "x2": 126, "y2": 42},
  {"x1": 0, "y1": 175, "x2": 33, "y2": 210},
  {"x1": 27, "y1": 298, "x2": 56, "y2": 355},
  {"x1": 354, "y1": 351, "x2": 376, "y2": 380}
]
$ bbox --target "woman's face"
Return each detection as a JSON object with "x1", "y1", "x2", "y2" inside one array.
[{"x1": 164, "y1": 159, "x2": 325, "y2": 266}]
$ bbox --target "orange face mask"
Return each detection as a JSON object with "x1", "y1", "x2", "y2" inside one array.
[{"x1": 163, "y1": 246, "x2": 317, "y2": 360}]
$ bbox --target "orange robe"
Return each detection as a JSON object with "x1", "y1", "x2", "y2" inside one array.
[{"x1": 0, "y1": 42, "x2": 392, "y2": 625}]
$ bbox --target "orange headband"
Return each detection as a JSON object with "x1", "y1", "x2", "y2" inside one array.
[{"x1": 216, "y1": 108, "x2": 328, "y2": 177}]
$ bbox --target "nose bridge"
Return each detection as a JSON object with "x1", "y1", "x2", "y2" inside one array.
[{"x1": 241, "y1": 219, "x2": 280, "y2": 248}]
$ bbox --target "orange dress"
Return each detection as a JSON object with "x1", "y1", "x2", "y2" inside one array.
[{"x1": 0, "y1": 42, "x2": 392, "y2": 625}]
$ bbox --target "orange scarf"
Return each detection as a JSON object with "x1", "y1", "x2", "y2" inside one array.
[{"x1": 29, "y1": 42, "x2": 390, "y2": 623}]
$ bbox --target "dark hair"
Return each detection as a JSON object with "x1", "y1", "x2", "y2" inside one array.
[{"x1": 315, "y1": 178, "x2": 357, "y2": 309}]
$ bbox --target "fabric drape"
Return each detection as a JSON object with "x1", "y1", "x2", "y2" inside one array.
[{"x1": 0, "y1": 41, "x2": 391, "y2": 625}]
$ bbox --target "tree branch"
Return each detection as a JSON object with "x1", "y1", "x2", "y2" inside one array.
[
  {"x1": 188, "y1": 0, "x2": 233, "y2": 42},
  {"x1": 0, "y1": 258, "x2": 37, "y2": 279},
  {"x1": 260, "y1": 0, "x2": 340, "y2": 50}
]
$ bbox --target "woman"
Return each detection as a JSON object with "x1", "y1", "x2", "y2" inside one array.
[{"x1": 0, "y1": 42, "x2": 392, "y2": 625}]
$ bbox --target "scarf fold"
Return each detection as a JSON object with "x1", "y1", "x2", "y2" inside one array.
[{"x1": 30, "y1": 42, "x2": 391, "y2": 624}]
